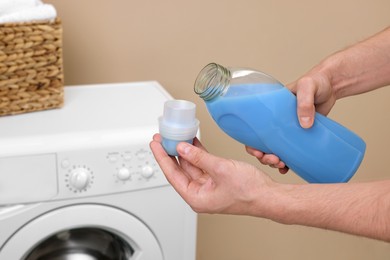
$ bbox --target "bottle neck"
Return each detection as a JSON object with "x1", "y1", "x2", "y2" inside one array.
[{"x1": 194, "y1": 63, "x2": 231, "y2": 101}]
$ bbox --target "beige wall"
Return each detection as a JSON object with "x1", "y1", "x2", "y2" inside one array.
[{"x1": 46, "y1": 0, "x2": 390, "y2": 259}]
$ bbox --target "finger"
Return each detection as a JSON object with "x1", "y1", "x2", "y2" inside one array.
[
  {"x1": 279, "y1": 167, "x2": 289, "y2": 174},
  {"x1": 286, "y1": 80, "x2": 297, "y2": 93},
  {"x1": 245, "y1": 146, "x2": 264, "y2": 158},
  {"x1": 177, "y1": 147, "x2": 207, "y2": 181},
  {"x1": 176, "y1": 141, "x2": 225, "y2": 178},
  {"x1": 152, "y1": 133, "x2": 181, "y2": 167},
  {"x1": 150, "y1": 140, "x2": 190, "y2": 195},
  {"x1": 153, "y1": 133, "x2": 162, "y2": 142},
  {"x1": 295, "y1": 77, "x2": 317, "y2": 128},
  {"x1": 273, "y1": 160, "x2": 286, "y2": 169},
  {"x1": 246, "y1": 146, "x2": 286, "y2": 170},
  {"x1": 193, "y1": 137, "x2": 208, "y2": 152},
  {"x1": 178, "y1": 157, "x2": 209, "y2": 185},
  {"x1": 177, "y1": 138, "x2": 212, "y2": 181},
  {"x1": 260, "y1": 154, "x2": 281, "y2": 166}
]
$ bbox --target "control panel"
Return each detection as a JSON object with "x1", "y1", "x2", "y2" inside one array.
[
  {"x1": 57, "y1": 144, "x2": 168, "y2": 200},
  {"x1": 0, "y1": 82, "x2": 176, "y2": 205}
]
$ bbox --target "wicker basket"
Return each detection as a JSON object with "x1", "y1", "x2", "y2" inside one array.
[{"x1": 0, "y1": 18, "x2": 64, "y2": 116}]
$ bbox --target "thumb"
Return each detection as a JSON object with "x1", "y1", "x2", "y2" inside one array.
[
  {"x1": 176, "y1": 142, "x2": 222, "y2": 176},
  {"x1": 294, "y1": 77, "x2": 317, "y2": 128}
]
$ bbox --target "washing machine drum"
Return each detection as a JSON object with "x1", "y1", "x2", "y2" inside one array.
[
  {"x1": 25, "y1": 228, "x2": 133, "y2": 260},
  {"x1": 0, "y1": 205, "x2": 163, "y2": 260}
]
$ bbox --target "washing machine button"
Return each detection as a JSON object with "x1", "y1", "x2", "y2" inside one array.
[
  {"x1": 117, "y1": 167, "x2": 131, "y2": 181},
  {"x1": 122, "y1": 152, "x2": 132, "y2": 161},
  {"x1": 61, "y1": 159, "x2": 70, "y2": 169},
  {"x1": 137, "y1": 152, "x2": 146, "y2": 160},
  {"x1": 107, "y1": 155, "x2": 118, "y2": 163},
  {"x1": 141, "y1": 165, "x2": 154, "y2": 179}
]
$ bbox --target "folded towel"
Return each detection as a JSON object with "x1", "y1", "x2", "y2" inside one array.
[
  {"x1": 0, "y1": 0, "x2": 42, "y2": 15},
  {"x1": 0, "y1": 0, "x2": 56, "y2": 24},
  {"x1": 0, "y1": 0, "x2": 41, "y2": 15}
]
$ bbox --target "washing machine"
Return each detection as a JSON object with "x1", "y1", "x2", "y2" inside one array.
[{"x1": 0, "y1": 82, "x2": 197, "y2": 260}]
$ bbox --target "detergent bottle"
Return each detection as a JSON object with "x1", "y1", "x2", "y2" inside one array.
[{"x1": 194, "y1": 63, "x2": 366, "y2": 183}]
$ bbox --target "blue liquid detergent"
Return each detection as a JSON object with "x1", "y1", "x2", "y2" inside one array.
[
  {"x1": 205, "y1": 83, "x2": 366, "y2": 183},
  {"x1": 162, "y1": 138, "x2": 193, "y2": 157}
]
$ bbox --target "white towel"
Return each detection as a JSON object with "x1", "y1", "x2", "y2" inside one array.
[
  {"x1": 0, "y1": 0, "x2": 57, "y2": 24},
  {"x1": 0, "y1": 0, "x2": 41, "y2": 15}
]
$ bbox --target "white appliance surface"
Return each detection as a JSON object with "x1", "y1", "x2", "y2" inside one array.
[
  {"x1": 0, "y1": 81, "x2": 171, "y2": 156},
  {"x1": 0, "y1": 81, "x2": 197, "y2": 260}
]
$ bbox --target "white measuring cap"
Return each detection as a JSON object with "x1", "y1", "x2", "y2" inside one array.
[{"x1": 158, "y1": 100, "x2": 199, "y2": 156}]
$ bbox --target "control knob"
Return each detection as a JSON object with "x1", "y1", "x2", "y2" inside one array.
[
  {"x1": 117, "y1": 167, "x2": 131, "y2": 181},
  {"x1": 141, "y1": 165, "x2": 154, "y2": 179},
  {"x1": 69, "y1": 167, "x2": 91, "y2": 190}
]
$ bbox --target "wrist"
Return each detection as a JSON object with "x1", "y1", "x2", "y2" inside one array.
[
  {"x1": 267, "y1": 183, "x2": 305, "y2": 225},
  {"x1": 316, "y1": 54, "x2": 352, "y2": 101},
  {"x1": 249, "y1": 181, "x2": 304, "y2": 224},
  {"x1": 252, "y1": 182, "x2": 324, "y2": 226},
  {"x1": 314, "y1": 27, "x2": 390, "y2": 99}
]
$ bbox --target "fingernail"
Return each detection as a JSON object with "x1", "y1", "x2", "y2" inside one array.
[
  {"x1": 300, "y1": 117, "x2": 311, "y2": 128},
  {"x1": 177, "y1": 142, "x2": 191, "y2": 155}
]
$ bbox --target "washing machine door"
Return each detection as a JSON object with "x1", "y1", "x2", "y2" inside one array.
[{"x1": 0, "y1": 205, "x2": 163, "y2": 260}]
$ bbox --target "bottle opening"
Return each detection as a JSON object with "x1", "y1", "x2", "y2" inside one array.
[{"x1": 194, "y1": 63, "x2": 231, "y2": 101}]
